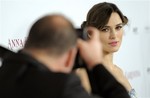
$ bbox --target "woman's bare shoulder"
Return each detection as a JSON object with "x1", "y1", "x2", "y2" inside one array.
[{"x1": 114, "y1": 65, "x2": 123, "y2": 73}]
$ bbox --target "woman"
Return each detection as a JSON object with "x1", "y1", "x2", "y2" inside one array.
[{"x1": 78, "y1": 2, "x2": 137, "y2": 98}]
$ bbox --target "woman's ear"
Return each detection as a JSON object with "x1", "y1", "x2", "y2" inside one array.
[{"x1": 87, "y1": 32, "x2": 91, "y2": 39}]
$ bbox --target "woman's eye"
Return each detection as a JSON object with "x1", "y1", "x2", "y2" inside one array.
[
  {"x1": 116, "y1": 26, "x2": 123, "y2": 30},
  {"x1": 101, "y1": 28, "x2": 109, "y2": 32}
]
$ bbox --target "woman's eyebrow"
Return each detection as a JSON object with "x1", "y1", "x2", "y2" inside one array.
[
  {"x1": 102, "y1": 23, "x2": 124, "y2": 28},
  {"x1": 116, "y1": 23, "x2": 124, "y2": 26}
]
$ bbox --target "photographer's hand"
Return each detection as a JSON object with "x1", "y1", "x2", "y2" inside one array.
[{"x1": 77, "y1": 27, "x2": 103, "y2": 70}]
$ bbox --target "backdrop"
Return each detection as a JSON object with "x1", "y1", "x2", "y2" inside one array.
[{"x1": 0, "y1": 0, "x2": 150, "y2": 98}]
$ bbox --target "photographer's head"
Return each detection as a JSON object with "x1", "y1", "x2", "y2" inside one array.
[
  {"x1": 82, "y1": 2, "x2": 128, "y2": 54},
  {"x1": 24, "y1": 14, "x2": 77, "y2": 73}
]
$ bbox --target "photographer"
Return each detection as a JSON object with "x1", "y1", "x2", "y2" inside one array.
[{"x1": 0, "y1": 14, "x2": 129, "y2": 98}]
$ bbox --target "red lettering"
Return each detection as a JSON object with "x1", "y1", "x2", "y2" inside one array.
[{"x1": 8, "y1": 38, "x2": 26, "y2": 50}]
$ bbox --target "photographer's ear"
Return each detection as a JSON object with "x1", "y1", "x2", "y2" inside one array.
[{"x1": 65, "y1": 47, "x2": 77, "y2": 72}]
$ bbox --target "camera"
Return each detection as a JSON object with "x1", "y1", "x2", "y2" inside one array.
[{"x1": 73, "y1": 28, "x2": 89, "y2": 69}]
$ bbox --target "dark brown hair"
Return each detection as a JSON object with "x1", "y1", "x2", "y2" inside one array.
[
  {"x1": 25, "y1": 14, "x2": 77, "y2": 56},
  {"x1": 81, "y1": 2, "x2": 128, "y2": 29}
]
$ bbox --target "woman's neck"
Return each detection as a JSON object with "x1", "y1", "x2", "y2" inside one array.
[{"x1": 102, "y1": 51, "x2": 114, "y2": 70}]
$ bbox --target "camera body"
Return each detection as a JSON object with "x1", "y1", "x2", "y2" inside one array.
[{"x1": 73, "y1": 28, "x2": 89, "y2": 69}]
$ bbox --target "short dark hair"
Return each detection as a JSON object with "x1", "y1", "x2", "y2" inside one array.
[
  {"x1": 25, "y1": 14, "x2": 77, "y2": 56},
  {"x1": 81, "y1": 2, "x2": 128, "y2": 29}
]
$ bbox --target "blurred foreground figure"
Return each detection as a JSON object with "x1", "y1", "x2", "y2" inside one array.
[
  {"x1": 0, "y1": 14, "x2": 130, "y2": 98},
  {"x1": 0, "y1": 46, "x2": 14, "y2": 67}
]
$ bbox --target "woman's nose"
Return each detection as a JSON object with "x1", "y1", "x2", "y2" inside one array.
[{"x1": 109, "y1": 30, "x2": 117, "y2": 39}]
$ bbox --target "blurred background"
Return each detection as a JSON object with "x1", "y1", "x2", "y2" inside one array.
[{"x1": 0, "y1": 0, "x2": 150, "y2": 98}]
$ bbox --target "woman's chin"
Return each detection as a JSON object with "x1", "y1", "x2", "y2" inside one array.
[{"x1": 104, "y1": 49, "x2": 119, "y2": 54}]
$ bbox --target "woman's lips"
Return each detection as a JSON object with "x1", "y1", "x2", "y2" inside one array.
[{"x1": 109, "y1": 41, "x2": 119, "y2": 46}]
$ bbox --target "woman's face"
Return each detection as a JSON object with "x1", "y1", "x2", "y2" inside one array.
[{"x1": 99, "y1": 12, "x2": 124, "y2": 53}]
